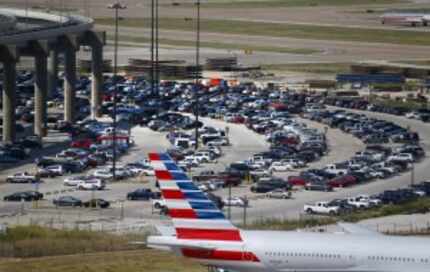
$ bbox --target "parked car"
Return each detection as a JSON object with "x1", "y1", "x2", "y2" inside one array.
[
  {"x1": 223, "y1": 196, "x2": 249, "y2": 207},
  {"x1": 4, "y1": 191, "x2": 42, "y2": 201},
  {"x1": 127, "y1": 188, "x2": 158, "y2": 200},
  {"x1": 83, "y1": 198, "x2": 110, "y2": 208},
  {"x1": 76, "y1": 179, "x2": 105, "y2": 190},
  {"x1": 6, "y1": 172, "x2": 40, "y2": 183},
  {"x1": 387, "y1": 153, "x2": 414, "y2": 163},
  {"x1": 304, "y1": 201, "x2": 339, "y2": 215},
  {"x1": 266, "y1": 189, "x2": 292, "y2": 199},
  {"x1": 53, "y1": 196, "x2": 82, "y2": 207},
  {"x1": 305, "y1": 182, "x2": 333, "y2": 192},
  {"x1": 269, "y1": 161, "x2": 293, "y2": 172},
  {"x1": 346, "y1": 197, "x2": 371, "y2": 209},
  {"x1": 37, "y1": 165, "x2": 64, "y2": 177}
]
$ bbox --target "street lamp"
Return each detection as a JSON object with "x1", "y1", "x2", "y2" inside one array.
[
  {"x1": 108, "y1": 1, "x2": 127, "y2": 181},
  {"x1": 155, "y1": 0, "x2": 160, "y2": 96},
  {"x1": 194, "y1": 0, "x2": 201, "y2": 150},
  {"x1": 151, "y1": 0, "x2": 155, "y2": 95}
]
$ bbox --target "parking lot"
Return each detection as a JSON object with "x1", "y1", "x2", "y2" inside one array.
[{"x1": 1, "y1": 73, "x2": 430, "y2": 230}]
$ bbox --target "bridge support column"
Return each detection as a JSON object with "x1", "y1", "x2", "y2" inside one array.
[
  {"x1": 64, "y1": 47, "x2": 76, "y2": 123},
  {"x1": 91, "y1": 40, "x2": 103, "y2": 119},
  {"x1": 2, "y1": 60, "x2": 17, "y2": 143},
  {"x1": 34, "y1": 53, "x2": 48, "y2": 137},
  {"x1": 48, "y1": 48, "x2": 58, "y2": 99}
]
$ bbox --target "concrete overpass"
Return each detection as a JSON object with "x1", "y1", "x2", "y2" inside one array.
[{"x1": 0, "y1": 8, "x2": 106, "y2": 143}]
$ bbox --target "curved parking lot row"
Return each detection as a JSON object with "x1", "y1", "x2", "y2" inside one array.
[{"x1": 226, "y1": 106, "x2": 429, "y2": 222}]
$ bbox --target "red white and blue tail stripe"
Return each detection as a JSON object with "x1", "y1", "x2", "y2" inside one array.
[
  {"x1": 148, "y1": 152, "x2": 263, "y2": 268},
  {"x1": 149, "y1": 152, "x2": 243, "y2": 242}
]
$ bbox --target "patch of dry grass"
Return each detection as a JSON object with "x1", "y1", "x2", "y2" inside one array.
[{"x1": 0, "y1": 250, "x2": 204, "y2": 272}]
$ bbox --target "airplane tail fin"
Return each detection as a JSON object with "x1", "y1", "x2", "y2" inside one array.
[{"x1": 149, "y1": 152, "x2": 243, "y2": 242}]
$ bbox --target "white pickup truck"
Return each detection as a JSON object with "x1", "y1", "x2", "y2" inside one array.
[
  {"x1": 6, "y1": 172, "x2": 40, "y2": 183},
  {"x1": 304, "y1": 201, "x2": 340, "y2": 215},
  {"x1": 356, "y1": 195, "x2": 382, "y2": 207},
  {"x1": 324, "y1": 164, "x2": 348, "y2": 176},
  {"x1": 346, "y1": 197, "x2": 371, "y2": 209}
]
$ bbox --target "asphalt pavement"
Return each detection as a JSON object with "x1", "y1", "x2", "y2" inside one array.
[{"x1": 0, "y1": 108, "x2": 429, "y2": 229}]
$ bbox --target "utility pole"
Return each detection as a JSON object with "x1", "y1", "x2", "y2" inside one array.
[
  {"x1": 194, "y1": 0, "x2": 201, "y2": 150},
  {"x1": 151, "y1": 0, "x2": 155, "y2": 95},
  {"x1": 108, "y1": 2, "x2": 127, "y2": 181},
  {"x1": 243, "y1": 195, "x2": 247, "y2": 227},
  {"x1": 227, "y1": 183, "x2": 232, "y2": 220},
  {"x1": 155, "y1": 0, "x2": 160, "y2": 97}
]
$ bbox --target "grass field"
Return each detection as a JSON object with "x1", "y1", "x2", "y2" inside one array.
[
  {"x1": 97, "y1": 18, "x2": 430, "y2": 46},
  {"x1": 0, "y1": 226, "x2": 202, "y2": 272},
  {"x1": 0, "y1": 250, "x2": 203, "y2": 272},
  {"x1": 169, "y1": 0, "x2": 400, "y2": 8},
  {"x1": 0, "y1": 225, "x2": 142, "y2": 258},
  {"x1": 261, "y1": 62, "x2": 352, "y2": 73},
  {"x1": 109, "y1": 35, "x2": 320, "y2": 54}
]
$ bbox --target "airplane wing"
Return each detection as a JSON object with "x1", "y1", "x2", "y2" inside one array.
[{"x1": 338, "y1": 222, "x2": 382, "y2": 236}]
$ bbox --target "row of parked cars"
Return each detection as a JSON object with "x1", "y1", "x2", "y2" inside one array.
[
  {"x1": 304, "y1": 181, "x2": 430, "y2": 216},
  {"x1": 0, "y1": 70, "x2": 101, "y2": 164},
  {"x1": 324, "y1": 96, "x2": 430, "y2": 123},
  {"x1": 166, "y1": 125, "x2": 229, "y2": 170},
  {"x1": 0, "y1": 135, "x2": 43, "y2": 163}
]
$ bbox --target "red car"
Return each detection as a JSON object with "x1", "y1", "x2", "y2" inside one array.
[
  {"x1": 71, "y1": 139, "x2": 93, "y2": 149},
  {"x1": 288, "y1": 176, "x2": 307, "y2": 186},
  {"x1": 231, "y1": 116, "x2": 245, "y2": 124},
  {"x1": 327, "y1": 175, "x2": 357, "y2": 188}
]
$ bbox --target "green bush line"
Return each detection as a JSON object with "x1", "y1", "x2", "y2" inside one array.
[{"x1": 245, "y1": 197, "x2": 430, "y2": 230}]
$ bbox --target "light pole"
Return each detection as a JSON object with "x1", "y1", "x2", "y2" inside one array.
[
  {"x1": 151, "y1": 0, "x2": 155, "y2": 95},
  {"x1": 194, "y1": 0, "x2": 201, "y2": 150},
  {"x1": 227, "y1": 183, "x2": 232, "y2": 220},
  {"x1": 108, "y1": 2, "x2": 127, "y2": 181},
  {"x1": 155, "y1": 0, "x2": 160, "y2": 97}
]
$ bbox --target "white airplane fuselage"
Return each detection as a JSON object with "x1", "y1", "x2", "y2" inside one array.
[{"x1": 191, "y1": 230, "x2": 430, "y2": 272}]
